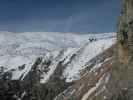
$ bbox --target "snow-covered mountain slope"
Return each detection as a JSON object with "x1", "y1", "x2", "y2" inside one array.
[
  {"x1": 54, "y1": 44, "x2": 116, "y2": 100},
  {"x1": 0, "y1": 31, "x2": 115, "y2": 82},
  {"x1": 63, "y1": 38, "x2": 115, "y2": 82},
  {"x1": 0, "y1": 32, "x2": 116, "y2": 100}
]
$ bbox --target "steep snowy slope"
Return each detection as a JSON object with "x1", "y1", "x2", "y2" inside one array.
[
  {"x1": 0, "y1": 32, "x2": 116, "y2": 100},
  {"x1": 54, "y1": 44, "x2": 116, "y2": 100},
  {"x1": 0, "y1": 31, "x2": 115, "y2": 82},
  {"x1": 63, "y1": 38, "x2": 115, "y2": 82}
]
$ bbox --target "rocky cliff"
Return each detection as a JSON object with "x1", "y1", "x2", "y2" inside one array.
[{"x1": 107, "y1": 0, "x2": 133, "y2": 100}]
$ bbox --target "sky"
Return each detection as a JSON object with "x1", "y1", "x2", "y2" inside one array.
[{"x1": 0, "y1": 0, "x2": 121, "y2": 33}]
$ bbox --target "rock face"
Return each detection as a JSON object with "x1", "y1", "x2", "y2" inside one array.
[
  {"x1": 107, "y1": 0, "x2": 133, "y2": 99},
  {"x1": 117, "y1": 0, "x2": 133, "y2": 64}
]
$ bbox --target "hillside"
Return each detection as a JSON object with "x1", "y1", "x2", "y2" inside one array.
[{"x1": 0, "y1": 32, "x2": 116, "y2": 100}]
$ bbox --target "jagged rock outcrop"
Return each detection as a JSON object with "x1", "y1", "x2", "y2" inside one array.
[{"x1": 0, "y1": 57, "x2": 70, "y2": 100}]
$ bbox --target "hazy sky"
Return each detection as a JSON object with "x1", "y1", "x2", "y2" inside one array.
[{"x1": 0, "y1": 0, "x2": 121, "y2": 33}]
